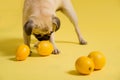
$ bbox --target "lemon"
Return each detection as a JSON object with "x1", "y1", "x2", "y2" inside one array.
[
  {"x1": 37, "y1": 40, "x2": 53, "y2": 56},
  {"x1": 88, "y1": 51, "x2": 106, "y2": 70},
  {"x1": 16, "y1": 44, "x2": 30, "y2": 61},
  {"x1": 75, "y1": 56, "x2": 94, "y2": 75}
]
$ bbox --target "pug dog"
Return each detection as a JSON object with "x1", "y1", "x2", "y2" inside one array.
[{"x1": 23, "y1": 0, "x2": 87, "y2": 55}]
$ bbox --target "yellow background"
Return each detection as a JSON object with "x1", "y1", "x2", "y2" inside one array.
[{"x1": 0, "y1": 0, "x2": 120, "y2": 80}]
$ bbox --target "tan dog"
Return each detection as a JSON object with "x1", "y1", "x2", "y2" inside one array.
[{"x1": 23, "y1": 0, "x2": 87, "y2": 55}]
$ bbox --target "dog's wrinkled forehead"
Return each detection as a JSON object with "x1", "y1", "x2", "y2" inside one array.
[
  {"x1": 32, "y1": 18, "x2": 52, "y2": 35},
  {"x1": 32, "y1": 26, "x2": 50, "y2": 35}
]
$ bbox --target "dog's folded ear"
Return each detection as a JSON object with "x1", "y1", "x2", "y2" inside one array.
[
  {"x1": 52, "y1": 16, "x2": 61, "y2": 32},
  {"x1": 24, "y1": 20, "x2": 34, "y2": 35}
]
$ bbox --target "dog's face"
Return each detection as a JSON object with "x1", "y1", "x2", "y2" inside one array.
[{"x1": 24, "y1": 16, "x2": 60, "y2": 41}]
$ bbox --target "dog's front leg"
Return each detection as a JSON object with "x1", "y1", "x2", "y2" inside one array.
[
  {"x1": 50, "y1": 32, "x2": 60, "y2": 54},
  {"x1": 23, "y1": 32, "x2": 32, "y2": 56},
  {"x1": 23, "y1": 20, "x2": 33, "y2": 56},
  {"x1": 23, "y1": 32, "x2": 31, "y2": 47}
]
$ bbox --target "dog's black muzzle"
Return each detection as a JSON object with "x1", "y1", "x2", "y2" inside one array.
[
  {"x1": 33, "y1": 31, "x2": 53, "y2": 41},
  {"x1": 34, "y1": 34, "x2": 50, "y2": 41}
]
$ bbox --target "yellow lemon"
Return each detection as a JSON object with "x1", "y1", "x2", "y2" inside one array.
[
  {"x1": 75, "y1": 56, "x2": 94, "y2": 75},
  {"x1": 37, "y1": 40, "x2": 53, "y2": 56},
  {"x1": 88, "y1": 51, "x2": 106, "y2": 70},
  {"x1": 16, "y1": 44, "x2": 30, "y2": 61}
]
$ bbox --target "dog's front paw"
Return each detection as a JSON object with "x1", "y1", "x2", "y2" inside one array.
[
  {"x1": 29, "y1": 50, "x2": 32, "y2": 56},
  {"x1": 80, "y1": 40, "x2": 87, "y2": 45},
  {"x1": 52, "y1": 49, "x2": 60, "y2": 54}
]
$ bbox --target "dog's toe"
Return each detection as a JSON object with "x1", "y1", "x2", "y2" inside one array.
[
  {"x1": 52, "y1": 49, "x2": 60, "y2": 54},
  {"x1": 29, "y1": 51, "x2": 32, "y2": 56},
  {"x1": 80, "y1": 40, "x2": 87, "y2": 45}
]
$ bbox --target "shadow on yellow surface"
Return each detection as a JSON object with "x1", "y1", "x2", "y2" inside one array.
[
  {"x1": 67, "y1": 70, "x2": 81, "y2": 76},
  {"x1": 0, "y1": 38, "x2": 23, "y2": 56},
  {"x1": 56, "y1": 40, "x2": 79, "y2": 45}
]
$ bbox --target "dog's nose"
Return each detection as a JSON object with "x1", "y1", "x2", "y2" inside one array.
[
  {"x1": 42, "y1": 35, "x2": 50, "y2": 40},
  {"x1": 34, "y1": 34, "x2": 42, "y2": 38},
  {"x1": 34, "y1": 33, "x2": 50, "y2": 41}
]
